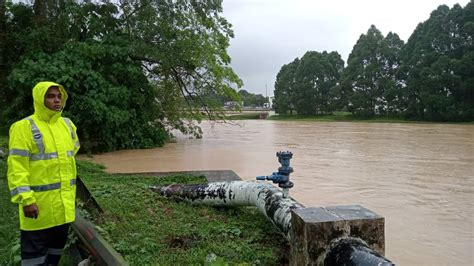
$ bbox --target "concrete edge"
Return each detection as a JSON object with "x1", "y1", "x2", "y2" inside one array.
[{"x1": 117, "y1": 170, "x2": 243, "y2": 182}]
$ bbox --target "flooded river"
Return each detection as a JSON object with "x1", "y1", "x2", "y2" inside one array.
[{"x1": 89, "y1": 120, "x2": 474, "y2": 265}]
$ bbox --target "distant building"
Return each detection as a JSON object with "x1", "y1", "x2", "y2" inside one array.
[{"x1": 224, "y1": 101, "x2": 241, "y2": 108}]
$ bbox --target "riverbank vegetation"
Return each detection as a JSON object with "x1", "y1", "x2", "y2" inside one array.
[
  {"x1": 228, "y1": 112, "x2": 474, "y2": 123},
  {"x1": 78, "y1": 161, "x2": 288, "y2": 265},
  {"x1": 0, "y1": 1, "x2": 242, "y2": 152},
  {"x1": 268, "y1": 112, "x2": 410, "y2": 123},
  {"x1": 274, "y1": 3, "x2": 473, "y2": 122},
  {"x1": 0, "y1": 135, "x2": 7, "y2": 147},
  {"x1": 227, "y1": 113, "x2": 262, "y2": 120}
]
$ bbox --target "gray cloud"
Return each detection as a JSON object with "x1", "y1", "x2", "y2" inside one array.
[{"x1": 222, "y1": 0, "x2": 469, "y2": 96}]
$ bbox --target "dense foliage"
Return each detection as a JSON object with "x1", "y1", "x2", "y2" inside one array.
[
  {"x1": 274, "y1": 58, "x2": 299, "y2": 114},
  {"x1": 400, "y1": 3, "x2": 474, "y2": 121},
  {"x1": 0, "y1": 0, "x2": 242, "y2": 152},
  {"x1": 275, "y1": 3, "x2": 473, "y2": 121},
  {"x1": 294, "y1": 51, "x2": 344, "y2": 115},
  {"x1": 341, "y1": 26, "x2": 404, "y2": 116},
  {"x1": 274, "y1": 51, "x2": 344, "y2": 115}
]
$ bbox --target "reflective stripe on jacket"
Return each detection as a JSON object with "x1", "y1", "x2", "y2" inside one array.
[{"x1": 7, "y1": 81, "x2": 80, "y2": 231}]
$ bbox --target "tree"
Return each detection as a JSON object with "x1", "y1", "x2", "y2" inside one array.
[
  {"x1": 274, "y1": 58, "x2": 299, "y2": 114},
  {"x1": 11, "y1": 41, "x2": 171, "y2": 151},
  {"x1": 239, "y1": 90, "x2": 266, "y2": 107},
  {"x1": 4, "y1": 0, "x2": 242, "y2": 151},
  {"x1": 341, "y1": 25, "x2": 403, "y2": 116},
  {"x1": 379, "y1": 32, "x2": 404, "y2": 115},
  {"x1": 119, "y1": 0, "x2": 242, "y2": 126},
  {"x1": 400, "y1": 3, "x2": 473, "y2": 121},
  {"x1": 293, "y1": 51, "x2": 344, "y2": 115}
]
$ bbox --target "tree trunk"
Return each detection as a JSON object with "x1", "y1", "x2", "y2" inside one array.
[{"x1": 34, "y1": 0, "x2": 47, "y2": 26}]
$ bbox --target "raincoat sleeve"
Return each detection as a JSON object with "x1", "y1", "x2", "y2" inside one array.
[
  {"x1": 70, "y1": 119, "x2": 80, "y2": 155},
  {"x1": 7, "y1": 121, "x2": 36, "y2": 206}
]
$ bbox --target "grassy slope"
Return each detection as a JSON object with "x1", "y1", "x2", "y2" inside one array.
[
  {"x1": 0, "y1": 175, "x2": 20, "y2": 266},
  {"x1": 0, "y1": 135, "x2": 21, "y2": 265},
  {"x1": 1, "y1": 159, "x2": 289, "y2": 265},
  {"x1": 0, "y1": 134, "x2": 289, "y2": 265},
  {"x1": 268, "y1": 112, "x2": 411, "y2": 123},
  {"x1": 78, "y1": 161, "x2": 289, "y2": 265},
  {"x1": 226, "y1": 113, "x2": 261, "y2": 120},
  {"x1": 268, "y1": 112, "x2": 474, "y2": 123}
]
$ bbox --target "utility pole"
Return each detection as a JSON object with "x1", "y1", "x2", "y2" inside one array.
[{"x1": 265, "y1": 84, "x2": 269, "y2": 109}]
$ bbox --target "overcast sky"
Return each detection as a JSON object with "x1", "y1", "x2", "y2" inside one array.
[{"x1": 222, "y1": 0, "x2": 470, "y2": 97}]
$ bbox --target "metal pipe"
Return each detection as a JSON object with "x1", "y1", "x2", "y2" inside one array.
[
  {"x1": 156, "y1": 182, "x2": 394, "y2": 265},
  {"x1": 155, "y1": 181, "x2": 304, "y2": 239},
  {"x1": 324, "y1": 238, "x2": 394, "y2": 266}
]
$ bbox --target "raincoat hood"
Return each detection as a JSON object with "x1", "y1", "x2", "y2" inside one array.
[{"x1": 32, "y1": 81, "x2": 68, "y2": 121}]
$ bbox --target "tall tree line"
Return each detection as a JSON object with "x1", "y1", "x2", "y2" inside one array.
[
  {"x1": 0, "y1": 0, "x2": 242, "y2": 152},
  {"x1": 274, "y1": 2, "x2": 473, "y2": 121}
]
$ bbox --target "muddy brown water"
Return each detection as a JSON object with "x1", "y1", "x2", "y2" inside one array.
[{"x1": 88, "y1": 120, "x2": 474, "y2": 265}]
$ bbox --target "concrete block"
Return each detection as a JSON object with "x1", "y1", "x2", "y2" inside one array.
[
  {"x1": 326, "y1": 205, "x2": 385, "y2": 255},
  {"x1": 289, "y1": 205, "x2": 385, "y2": 266}
]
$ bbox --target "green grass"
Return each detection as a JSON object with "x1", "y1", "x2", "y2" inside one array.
[
  {"x1": 0, "y1": 135, "x2": 8, "y2": 148},
  {"x1": 1, "y1": 133, "x2": 21, "y2": 265},
  {"x1": 0, "y1": 153, "x2": 21, "y2": 265},
  {"x1": 77, "y1": 160, "x2": 289, "y2": 265},
  {"x1": 226, "y1": 113, "x2": 262, "y2": 120},
  {"x1": 268, "y1": 112, "x2": 474, "y2": 123},
  {"x1": 269, "y1": 112, "x2": 414, "y2": 123}
]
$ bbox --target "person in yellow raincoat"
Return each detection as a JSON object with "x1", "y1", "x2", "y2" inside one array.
[{"x1": 8, "y1": 81, "x2": 80, "y2": 265}]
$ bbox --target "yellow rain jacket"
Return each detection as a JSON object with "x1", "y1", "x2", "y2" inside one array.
[{"x1": 8, "y1": 81, "x2": 80, "y2": 231}]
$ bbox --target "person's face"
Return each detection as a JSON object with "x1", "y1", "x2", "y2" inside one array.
[{"x1": 44, "y1": 86, "x2": 63, "y2": 111}]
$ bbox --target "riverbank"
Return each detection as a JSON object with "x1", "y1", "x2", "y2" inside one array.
[
  {"x1": 227, "y1": 111, "x2": 473, "y2": 123},
  {"x1": 226, "y1": 113, "x2": 262, "y2": 120},
  {"x1": 78, "y1": 161, "x2": 288, "y2": 264},
  {"x1": 0, "y1": 156, "x2": 289, "y2": 265},
  {"x1": 269, "y1": 112, "x2": 407, "y2": 122}
]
